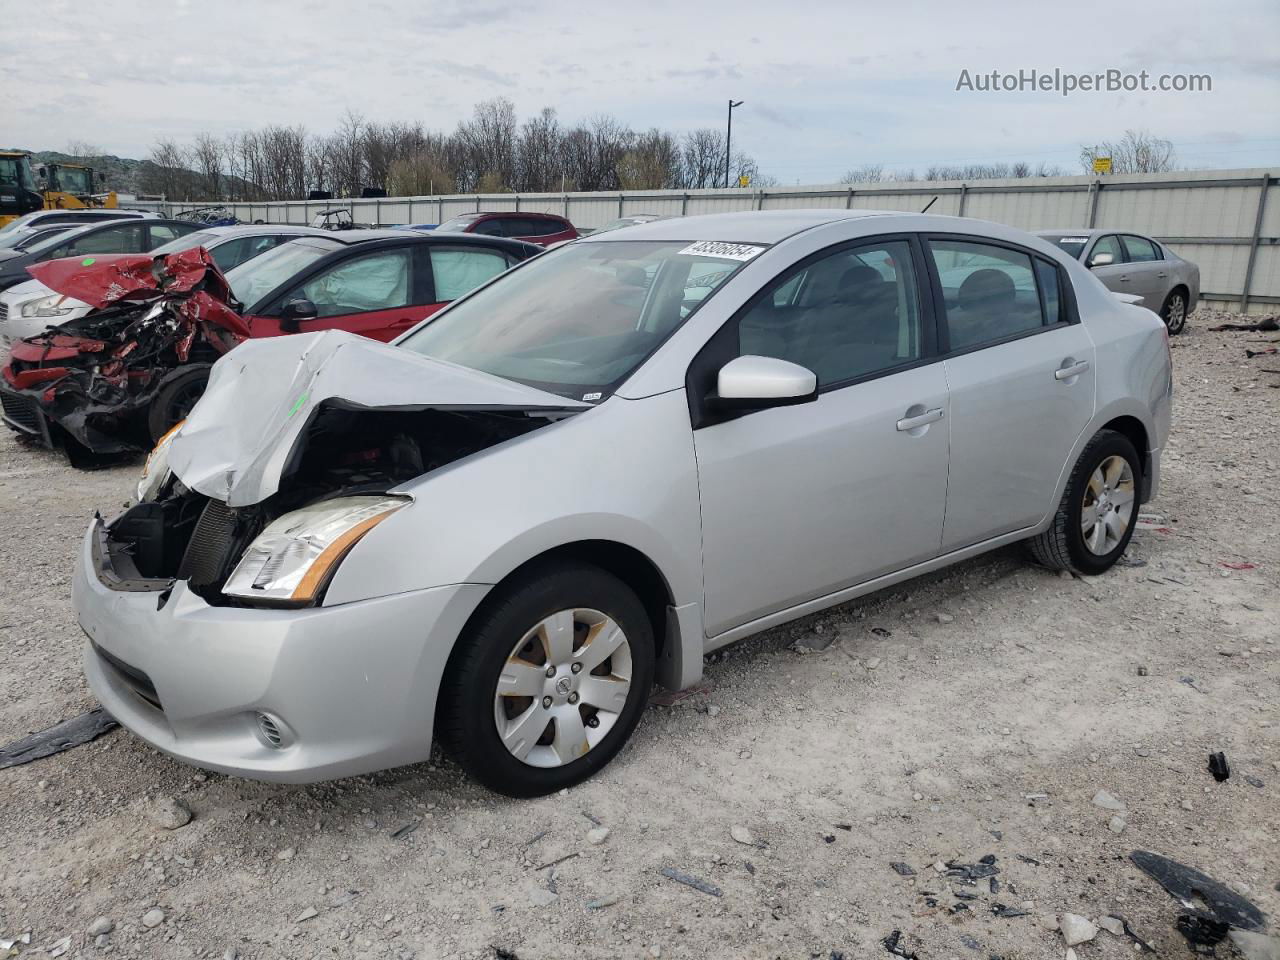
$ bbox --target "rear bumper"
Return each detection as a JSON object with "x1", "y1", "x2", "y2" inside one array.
[{"x1": 74, "y1": 518, "x2": 490, "y2": 782}]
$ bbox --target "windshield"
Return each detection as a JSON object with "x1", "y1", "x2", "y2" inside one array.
[
  {"x1": 0, "y1": 225, "x2": 74, "y2": 251},
  {"x1": 400, "y1": 239, "x2": 755, "y2": 400},
  {"x1": 55, "y1": 167, "x2": 93, "y2": 194},
  {"x1": 22, "y1": 223, "x2": 99, "y2": 257},
  {"x1": 1041, "y1": 234, "x2": 1089, "y2": 260},
  {"x1": 224, "y1": 236, "x2": 342, "y2": 308},
  {"x1": 150, "y1": 229, "x2": 219, "y2": 257},
  {"x1": 0, "y1": 157, "x2": 35, "y2": 191},
  {"x1": 436, "y1": 214, "x2": 481, "y2": 233}
]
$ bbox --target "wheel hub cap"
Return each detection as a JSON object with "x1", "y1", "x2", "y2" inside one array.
[
  {"x1": 493, "y1": 608, "x2": 633, "y2": 769},
  {"x1": 1081, "y1": 455, "x2": 1136, "y2": 556}
]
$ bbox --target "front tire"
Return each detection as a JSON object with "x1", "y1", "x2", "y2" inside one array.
[
  {"x1": 1160, "y1": 288, "x2": 1188, "y2": 335},
  {"x1": 1028, "y1": 429, "x2": 1141, "y2": 575},
  {"x1": 438, "y1": 563, "x2": 655, "y2": 797},
  {"x1": 147, "y1": 365, "x2": 211, "y2": 442}
]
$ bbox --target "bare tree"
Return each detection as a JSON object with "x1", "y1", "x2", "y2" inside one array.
[
  {"x1": 679, "y1": 129, "x2": 725, "y2": 189},
  {"x1": 65, "y1": 139, "x2": 103, "y2": 158},
  {"x1": 454, "y1": 97, "x2": 518, "y2": 192},
  {"x1": 841, "y1": 164, "x2": 885, "y2": 184},
  {"x1": 516, "y1": 108, "x2": 563, "y2": 192},
  {"x1": 191, "y1": 133, "x2": 224, "y2": 199},
  {"x1": 1080, "y1": 130, "x2": 1176, "y2": 174},
  {"x1": 141, "y1": 139, "x2": 196, "y2": 200}
]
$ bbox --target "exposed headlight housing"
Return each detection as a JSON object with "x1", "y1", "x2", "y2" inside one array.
[
  {"x1": 223, "y1": 496, "x2": 408, "y2": 606},
  {"x1": 136, "y1": 420, "x2": 184, "y2": 502},
  {"x1": 19, "y1": 293, "x2": 76, "y2": 318}
]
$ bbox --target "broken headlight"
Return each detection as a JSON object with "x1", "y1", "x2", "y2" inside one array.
[
  {"x1": 136, "y1": 420, "x2": 184, "y2": 503},
  {"x1": 19, "y1": 293, "x2": 76, "y2": 318},
  {"x1": 223, "y1": 496, "x2": 407, "y2": 606}
]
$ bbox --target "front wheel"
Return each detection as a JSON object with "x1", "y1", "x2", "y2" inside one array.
[
  {"x1": 1028, "y1": 429, "x2": 1141, "y2": 575},
  {"x1": 438, "y1": 563, "x2": 655, "y2": 797},
  {"x1": 147, "y1": 366, "x2": 210, "y2": 442},
  {"x1": 1160, "y1": 289, "x2": 1188, "y2": 335}
]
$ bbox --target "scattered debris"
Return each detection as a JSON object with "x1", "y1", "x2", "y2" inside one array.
[
  {"x1": 522, "y1": 830, "x2": 548, "y2": 848},
  {"x1": 1137, "y1": 665, "x2": 1149, "y2": 676},
  {"x1": 792, "y1": 632, "x2": 834, "y2": 653},
  {"x1": 659, "y1": 867, "x2": 722, "y2": 897},
  {"x1": 390, "y1": 820, "x2": 420, "y2": 840},
  {"x1": 1177, "y1": 910, "x2": 1230, "y2": 950},
  {"x1": 1130, "y1": 850, "x2": 1265, "y2": 931},
  {"x1": 1180, "y1": 676, "x2": 1208, "y2": 694},
  {"x1": 1098, "y1": 915, "x2": 1124, "y2": 936},
  {"x1": 730, "y1": 825, "x2": 754, "y2": 846},
  {"x1": 1059, "y1": 913, "x2": 1098, "y2": 946},
  {"x1": 1244, "y1": 775, "x2": 1265, "y2": 789},
  {"x1": 1219, "y1": 561, "x2": 1257, "y2": 570},
  {"x1": 46, "y1": 937, "x2": 71, "y2": 958},
  {"x1": 1208, "y1": 752, "x2": 1231, "y2": 782},
  {"x1": 586, "y1": 826, "x2": 611, "y2": 845},
  {"x1": 992, "y1": 904, "x2": 1030, "y2": 918},
  {"x1": 1091, "y1": 789, "x2": 1126, "y2": 811},
  {"x1": 881, "y1": 930, "x2": 918, "y2": 958},
  {"x1": 586, "y1": 894, "x2": 620, "y2": 910},
  {"x1": 889, "y1": 862, "x2": 916, "y2": 877},
  {"x1": 1208, "y1": 316, "x2": 1278, "y2": 332},
  {"x1": 535, "y1": 852, "x2": 580, "y2": 871},
  {"x1": 1228, "y1": 929, "x2": 1280, "y2": 960},
  {"x1": 294, "y1": 906, "x2": 319, "y2": 923},
  {"x1": 0, "y1": 708, "x2": 118, "y2": 769},
  {"x1": 871, "y1": 627, "x2": 892, "y2": 637}
]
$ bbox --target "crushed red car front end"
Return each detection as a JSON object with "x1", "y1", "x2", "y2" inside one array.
[{"x1": 0, "y1": 248, "x2": 249, "y2": 459}]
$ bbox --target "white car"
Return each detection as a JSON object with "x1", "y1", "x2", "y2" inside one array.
[{"x1": 0, "y1": 224, "x2": 329, "y2": 350}]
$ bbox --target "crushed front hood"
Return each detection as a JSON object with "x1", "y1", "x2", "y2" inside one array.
[
  {"x1": 168, "y1": 329, "x2": 590, "y2": 506},
  {"x1": 28, "y1": 247, "x2": 234, "y2": 310}
]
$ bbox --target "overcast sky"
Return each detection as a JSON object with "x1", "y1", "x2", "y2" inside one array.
[{"x1": 4, "y1": 0, "x2": 1277, "y2": 183}]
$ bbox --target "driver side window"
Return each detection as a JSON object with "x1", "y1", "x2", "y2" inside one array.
[
  {"x1": 1089, "y1": 235, "x2": 1124, "y2": 265},
  {"x1": 733, "y1": 239, "x2": 922, "y2": 388},
  {"x1": 292, "y1": 249, "x2": 411, "y2": 317}
]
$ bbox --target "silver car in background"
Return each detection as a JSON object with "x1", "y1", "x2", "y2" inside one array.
[
  {"x1": 73, "y1": 210, "x2": 1172, "y2": 797},
  {"x1": 1037, "y1": 229, "x2": 1199, "y2": 333}
]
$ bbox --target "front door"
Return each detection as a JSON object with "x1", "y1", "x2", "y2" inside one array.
[
  {"x1": 926, "y1": 236, "x2": 1097, "y2": 551},
  {"x1": 693, "y1": 237, "x2": 950, "y2": 637}
]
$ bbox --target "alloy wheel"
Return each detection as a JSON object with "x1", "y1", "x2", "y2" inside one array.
[
  {"x1": 1080, "y1": 454, "x2": 1136, "y2": 555},
  {"x1": 1164, "y1": 293, "x2": 1186, "y2": 333},
  {"x1": 493, "y1": 608, "x2": 633, "y2": 768}
]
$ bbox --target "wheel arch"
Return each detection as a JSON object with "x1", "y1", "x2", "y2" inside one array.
[{"x1": 1043, "y1": 402, "x2": 1158, "y2": 528}]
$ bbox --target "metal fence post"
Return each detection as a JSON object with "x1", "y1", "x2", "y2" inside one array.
[
  {"x1": 563, "y1": 193, "x2": 569, "y2": 217},
  {"x1": 514, "y1": 194, "x2": 521, "y2": 212},
  {"x1": 681, "y1": 193, "x2": 689, "y2": 216},
  {"x1": 845, "y1": 188, "x2": 854, "y2": 209},
  {"x1": 618, "y1": 193, "x2": 625, "y2": 216},
  {"x1": 375, "y1": 197, "x2": 381, "y2": 225},
  {"x1": 1087, "y1": 179, "x2": 1101, "y2": 227},
  {"x1": 957, "y1": 183, "x2": 968, "y2": 217},
  {"x1": 475, "y1": 195, "x2": 481, "y2": 213},
  {"x1": 755, "y1": 190, "x2": 764, "y2": 211},
  {"x1": 1241, "y1": 172, "x2": 1271, "y2": 313}
]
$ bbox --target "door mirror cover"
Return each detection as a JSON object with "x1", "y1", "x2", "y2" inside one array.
[
  {"x1": 278, "y1": 297, "x2": 319, "y2": 332},
  {"x1": 1089, "y1": 251, "x2": 1115, "y2": 267},
  {"x1": 713, "y1": 355, "x2": 818, "y2": 410}
]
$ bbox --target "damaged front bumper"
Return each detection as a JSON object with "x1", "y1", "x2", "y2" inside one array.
[{"x1": 74, "y1": 516, "x2": 491, "y2": 782}]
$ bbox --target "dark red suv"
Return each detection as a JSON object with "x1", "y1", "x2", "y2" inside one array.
[{"x1": 435, "y1": 212, "x2": 578, "y2": 246}]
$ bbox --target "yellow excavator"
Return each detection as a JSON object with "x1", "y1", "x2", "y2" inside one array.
[
  {"x1": 38, "y1": 160, "x2": 119, "y2": 211},
  {"x1": 0, "y1": 150, "x2": 44, "y2": 227},
  {"x1": 0, "y1": 151, "x2": 119, "y2": 227}
]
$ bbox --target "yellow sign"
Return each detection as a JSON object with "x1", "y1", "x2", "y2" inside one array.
[
  {"x1": 1092, "y1": 156, "x2": 1112, "y2": 174},
  {"x1": 738, "y1": 174, "x2": 751, "y2": 188}
]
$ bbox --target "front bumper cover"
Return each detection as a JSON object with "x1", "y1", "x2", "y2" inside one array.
[{"x1": 74, "y1": 517, "x2": 490, "y2": 782}]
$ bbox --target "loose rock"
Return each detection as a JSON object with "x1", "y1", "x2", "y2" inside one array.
[
  {"x1": 730, "y1": 825, "x2": 753, "y2": 845},
  {"x1": 141, "y1": 908, "x2": 165, "y2": 929},
  {"x1": 150, "y1": 796, "x2": 192, "y2": 830},
  {"x1": 1091, "y1": 789, "x2": 1125, "y2": 811},
  {"x1": 1098, "y1": 916, "x2": 1125, "y2": 936},
  {"x1": 1059, "y1": 913, "x2": 1097, "y2": 946},
  {"x1": 587, "y1": 825, "x2": 611, "y2": 845},
  {"x1": 1108, "y1": 815, "x2": 1127, "y2": 834},
  {"x1": 87, "y1": 917, "x2": 113, "y2": 937}
]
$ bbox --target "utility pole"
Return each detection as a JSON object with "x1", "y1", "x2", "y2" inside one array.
[{"x1": 725, "y1": 99, "x2": 744, "y2": 188}]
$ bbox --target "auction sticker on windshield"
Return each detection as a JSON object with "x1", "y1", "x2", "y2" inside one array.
[{"x1": 677, "y1": 241, "x2": 766, "y2": 261}]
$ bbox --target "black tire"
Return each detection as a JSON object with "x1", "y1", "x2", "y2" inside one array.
[
  {"x1": 1027, "y1": 429, "x2": 1142, "y2": 575},
  {"x1": 1160, "y1": 288, "x2": 1188, "y2": 335},
  {"x1": 147, "y1": 366, "x2": 210, "y2": 442},
  {"x1": 438, "y1": 562, "x2": 655, "y2": 797}
]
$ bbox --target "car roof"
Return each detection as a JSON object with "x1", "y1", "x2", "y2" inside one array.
[
  {"x1": 198, "y1": 224, "x2": 335, "y2": 238},
  {"x1": 579, "y1": 209, "x2": 894, "y2": 245},
  {"x1": 474, "y1": 211, "x2": 567, "y2": 221},
  {"x1": 1035, "y1": 228, "x2": 1148, "y2": 239}
]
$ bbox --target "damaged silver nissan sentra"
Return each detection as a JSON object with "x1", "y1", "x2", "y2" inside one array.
[{"x1": 73, "y1": 210, "x2": 1172, "y2": 796}]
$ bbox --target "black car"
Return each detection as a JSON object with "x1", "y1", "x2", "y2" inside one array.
[{"x1": 0, "y1": 218, "x2": 203, "y2": 293}]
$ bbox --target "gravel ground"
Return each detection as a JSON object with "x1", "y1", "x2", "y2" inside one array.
[{"x1": 1, "y1": 310, "x2": 1277, "y2": 960}]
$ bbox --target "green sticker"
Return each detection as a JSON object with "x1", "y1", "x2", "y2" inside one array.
[
  {"x1": 287, "y1": 393, "x2": 309, "y2": 417},
  {"x1": 81, "y1": 257, "x2": 96, "y2": 266}
]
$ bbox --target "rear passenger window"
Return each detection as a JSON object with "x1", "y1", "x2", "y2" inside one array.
[
  {"x1": 734, "y1": 239, "x2": 922, "y2": 388},
  {"x1": 1122, "y1": 235, "x2": 1159, "y2": 262},
  {"x1": 928, "y1": 240, "x2": 1044, "y2": 351},
  {"x1": 429, "y1": 247, "x2": 509, "y2": 301},
  {"x1": 1035, "y1": 259, "x2": 1062, "y2": 325},
  {"x1": 517, "y1": 218, "x2": 560, "y2": 237}
]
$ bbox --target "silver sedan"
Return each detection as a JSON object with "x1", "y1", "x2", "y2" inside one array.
[
  {"x1": 73, "y1": 211, "x2": 1172, "y2": 797},
  {"x1": 1036, "y1": 229, "x2": 1199, "y2": 333}
]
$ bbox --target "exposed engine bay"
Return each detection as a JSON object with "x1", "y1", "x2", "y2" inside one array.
[
  {"x1": 98, "y1": 405, "x2": 561, "y2": 606},
  {"x1": 1, "y1": 249, "x2": 246, "y2": 458}
]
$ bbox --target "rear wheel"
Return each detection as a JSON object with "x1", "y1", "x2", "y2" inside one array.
[
  {"x1": 1160, "y1": 289, "x2": 1188, "y2": 334},
  {"x1": 147, "y1": 366, "x2": 210, "y2": 442},
  {"x1": 1028, "y1": 429, "x2": 1141, "y2": 575},
  {"x1": 438, "y1": 563, "x2": 655, "y2": 797}
]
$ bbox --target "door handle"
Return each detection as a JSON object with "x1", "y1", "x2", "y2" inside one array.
[
  {"x1": 1055, "y1": 360, "x2": 1090, "y2": 380},
  {"x1": 1156, "y1": 272, "x2": 1168, "y2": 278},
  {"x1": 896, "y1": 407, "x2": 944, "y2": 432},
  {"x1": 1117, "y1": 275, "x2": 1130, "y2": 282},
  {"x1": 390, "y1": 317, "x2": 418, "y2": 327}
]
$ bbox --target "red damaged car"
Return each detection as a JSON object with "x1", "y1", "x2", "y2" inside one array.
[{"x1": 0, "y1": 231, "x2": 540, "y2": 462}]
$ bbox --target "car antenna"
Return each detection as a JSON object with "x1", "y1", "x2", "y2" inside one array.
[{"x1": 920, "y1": 196, "x2": 938, "y2": 213}]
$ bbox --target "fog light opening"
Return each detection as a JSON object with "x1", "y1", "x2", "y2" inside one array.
[{"x1": 254, "y1": 711, "x2": 291, "y2": 749}]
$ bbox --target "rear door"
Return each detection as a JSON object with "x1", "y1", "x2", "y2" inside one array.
[
  {"x1": 927, "y1": 236, "x2": 1096, "y2": 551},
  {"x1": 1118, "y1": 234, "x2": 1167, "y2": 309},
  {"x1": 692, "y1": 235, "x2": 950, "y2": 636},
  {"x1": 251, "y1": 244, "x2": 427, "y2": 341},
  {"x1": 45, "y1": 222, "x2": 147, "y2": 257}
]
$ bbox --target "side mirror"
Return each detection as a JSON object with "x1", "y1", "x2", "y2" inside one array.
[
  {"x1": 278, "y1": 298, "x2": 318, "y2": 333},
  {"x1": 713, "y1": 355, "x2": 818, "y2": 410},
  {"x1": 1088, "y1": 251, "x2": 1115, "y2": 268}
]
